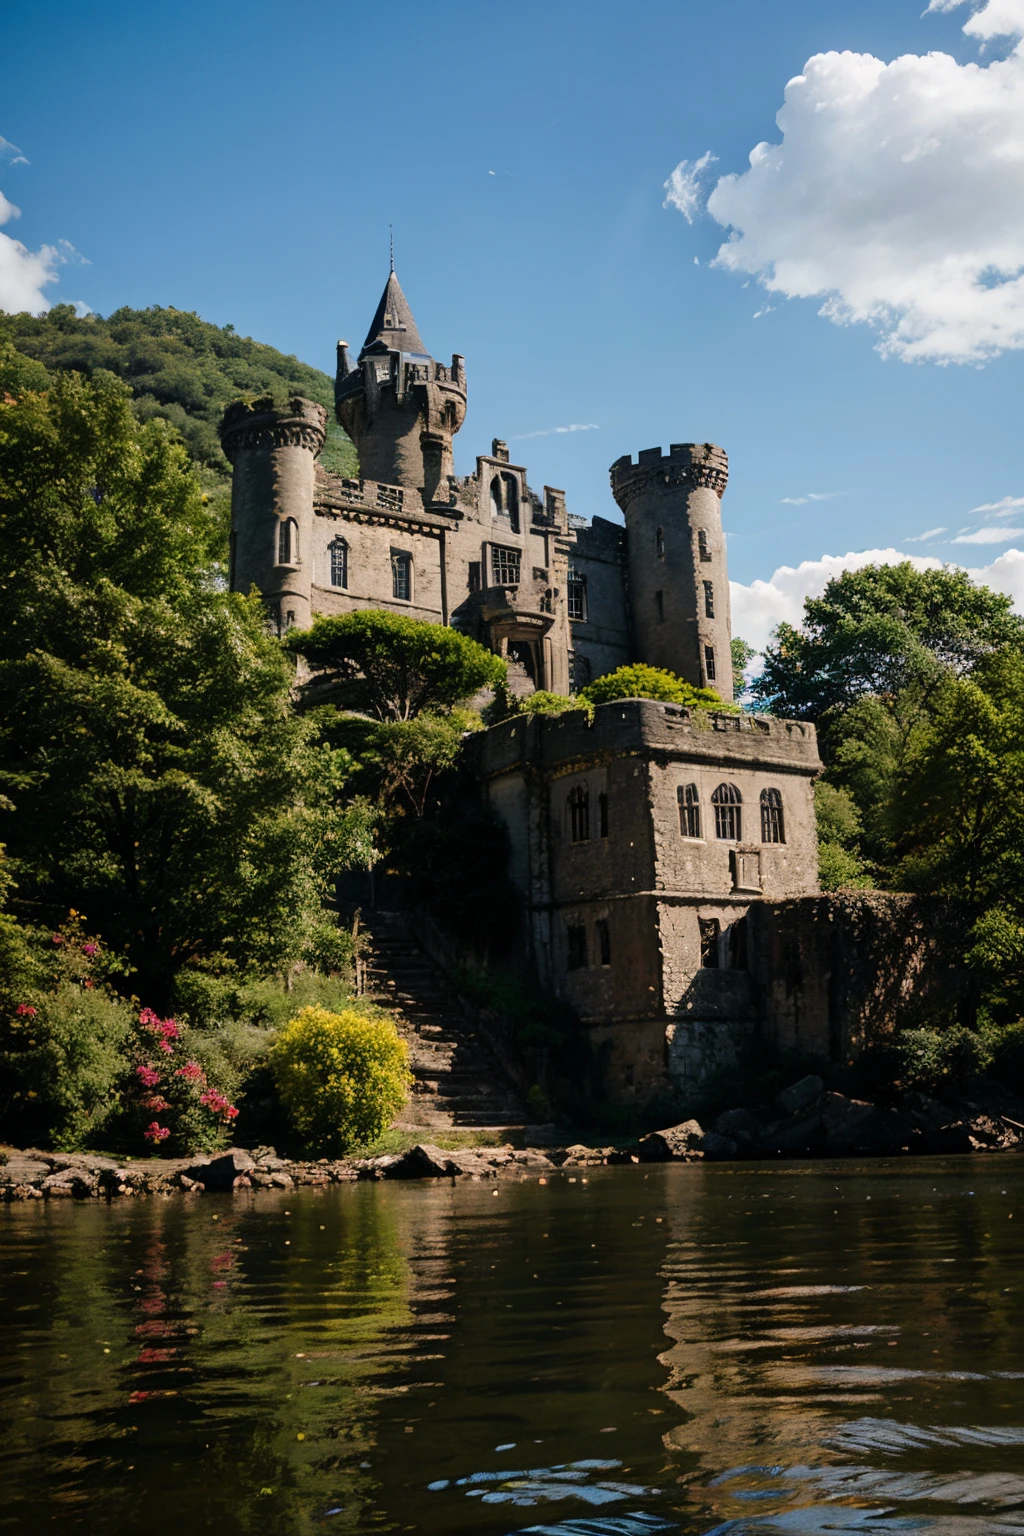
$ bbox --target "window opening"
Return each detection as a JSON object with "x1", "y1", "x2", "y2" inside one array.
[
  {"x1": 596, "y1": 919, "x2": 612, "y2": 967},
  {"x1": 729, "y1": 917, "x2": 748, "y2": 971},
  {"x1": 502, "y1": 472, "x2": 520, "y2": 534},
  {"x1": 704, "y1": 645, "x2": 716, "y2": 682},
  {"x1": 712, "y1": 782, "x2": 742, "y2": 841},
  {"x1": 490, "y1": 475, "x2": 502, "y2": 518},
  {"x1": 329, "y1": 537, "x2": 348, "y2": 589},
  {"x1": 699, "y1": 918, "x2": 720, "y2": 969},
  {"x1": 491, "y1": 544, "x2": 521, "y2": 587},
  {"x1": 678, "y1": 783, "x2": 701, "y2": 838},
  {"x1": 760, "y1": 787, "x2": 786, "y2": 844},
  {"x1": 567, "y1": 784, "x2": 590, "y2": 843},
  {"x1": 567, "y1": 924, "x2": 588, "y2": 971},
  {"x1": 598, "y1": 792, "x2": 609, "y2": 838},
  {"x1": 698, "y1": 528, "x2": 712, "y2": 562},
  {"x1": 278, "y1": 518, "x2": 298, "y2": 565},
  {"x1": 468, "y1": 561, "x2": 481, "y2": 593},
  {"x1": 703, "y1": 580, "x2": 715, "y2": 619},
  {"x1": 567, "y1": 565, "x2": 588, "y2": 621},
  {"x1": 391, "y1": 550, "x2": 412, "y2": 601},
  {"x1": 656, "y1": 526, "x2": 665, "y2": 559},
  {"x1": 569, "y1": 653, "x2": 592, "y2": 694}
]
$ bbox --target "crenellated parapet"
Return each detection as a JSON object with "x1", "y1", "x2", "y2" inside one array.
[
  {"x1": 610, "y1": 443, "x2": 729, "y2": 509},
  {"x1": 220, "y1": 396, "x2": 327, "y2": 464}
]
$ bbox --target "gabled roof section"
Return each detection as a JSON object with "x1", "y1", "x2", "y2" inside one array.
[{"x1": 360, "y1": 270, "x2": 428, "y2": 358}]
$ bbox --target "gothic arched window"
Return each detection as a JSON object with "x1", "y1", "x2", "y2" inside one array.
[
  {"x1": 567, "y1": 784, "x2": 590, "y2": 843},
  {"x1": 391, "y1": 549, "x2": 412, "y2": 601},
  {"x1": 277, "y1": 518, "x2": 298, "y2": 566},
  {"x1": 502, "y1": 472, "x2": 520, "y2": 533},
  {"x1": 760, "y1": 787, "x2": 785, "y2": 844},
  {"x1": 329, "y1": 537, "x2": 348, "y2": 589},
  {"x1": 698, "y1": 528, "x2": 711, "y2": 563},
  {"x1": 490, "y1": 475, "x2": 503, "y2": 517},
  {"x1": 711, "y1": 782, "x2": 742, "y2": 841},
  {"x1": 678, "y1": 783, "x2": 701, "y2": 839}
]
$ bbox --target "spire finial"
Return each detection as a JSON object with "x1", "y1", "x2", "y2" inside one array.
[{"x1": 389, "y1": 224, "x2": 394, "y2": 273}]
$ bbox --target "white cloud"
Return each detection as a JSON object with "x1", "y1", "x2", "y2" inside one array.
[
  {"x1": 511, "y1": 423, "x2": 600, "y2": 440},
  {"x1": 0, "y1": 190, "x2": 63, "y2": 315},
  {"x1": 669, "y1": 3, "x2": 1024, "y2": 364},
  {"x1": 904, "y1": 526, "x2": 948, "y2": 541},
  {"x1": 780, "y1": 491, "x2": 847, "y2": 506},
  {"x1": 970, "y1": 494, "x2": 1024, "y2": 515},
  {"x1": 731, "y1": 543, "x2": 1024, "y2": 650},
  {"x1": 663, "y1": 152, "x2": 718, "y2": 224},
  {"x1": 950, "y1": 524, "x2": 1024, "y2": 542},
  {"x1": 926, "y1": 0, "x2": 1024, "y2": 41},
  {"x1": 0, "y1": 136, "x2": 28, "y2": 168}
]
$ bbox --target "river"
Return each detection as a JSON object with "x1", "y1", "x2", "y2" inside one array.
[{"x1": 1, "y1": 1158, "x2": 1022, "y2": 1535}]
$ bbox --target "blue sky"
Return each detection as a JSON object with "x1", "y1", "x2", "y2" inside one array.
[{"x1": 4, "y1": 0, "x2": 1024, "y2": 646}]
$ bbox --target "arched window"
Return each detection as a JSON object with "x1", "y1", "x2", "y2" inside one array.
[
  {"x1": 567, "y1": 784, "x2": 590, "y2": 843},
  {"x1": 329, "y1": 537, "x2": 348, "y2": 589},
  {"x1": 502, "y1": 472, "x2": 520, "y2": 534},
  {"x1": 698, "y1": 529, "x2": 711, "y2": 562},
  {"x1": 277, "y1": 517, "x2": 298, "y2": 565},
  {"x1": 711, "y1": 782, "x2": 742, "y2": 841},
  {"x1": 656, "y1": 526, "x2": 665, "y2": 559},
  {"x1": 490, "y1": 475, "x2": 503, "y2": 517},
  {"x1": 678, "y1": 783, "x2": 701, "y2": 839},
  {"x1": 760, "y1": 787, "x2": 785, "y2": 844},
  {"x1": 567, "y1": 565, "x2": 587, "y2": 621},
  {"x1": 391, "y1": 549, "x2": 412, "y2": 601}
]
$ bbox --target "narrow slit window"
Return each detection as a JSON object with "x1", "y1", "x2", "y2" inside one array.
[
  {"x1": 598, "y1": 792, "x2": 609, "y2": 838},
  {"x1": 712, "y1": 782, "x2": 742, "y2": 841},
  {"x1": 678, "y1": 783, "x2": 701, "y2": 838},
  {"x1": 329, "y1": 537, "x2": 348, "y2": 589},
  {"x1": 391, "y1": 550, "x2": 412, "y2": 601},
  {"x1": 699, "y1": 917, "x2": 720, "y2": 969},
  {"x1": 596, "y1": 919, "x2": 612, "y2": 967},
  {"x1": 567, "y1": 924, "x2": 588, "y2": 971},
  {"x1": 704, "y1": 645, "x2": 716, "y2": 682},
  {"x1": 656, "y1": 590, "x2": 664, "y2": 622},
  {"x1": 468, "y1": 560, "x2": 481, "y2": 593},
  {"x1": 567, "y1": 784, "x2": 590, "y2": 843},
  {"x1": 698, "y1": 529, "x2": 711, "y2": 562},
  {"x1": 278, "y1": 518, "x2": 298, "y2": 565},
  {"x1": 760, "y1": 787, "x2": 786, "y2": 844},
  {"x1": 703, "y1": 580, "x2": 715, "y2": 619},
  {"x1": 656, "y1": 526, "x2": 665, "y2": 559}
]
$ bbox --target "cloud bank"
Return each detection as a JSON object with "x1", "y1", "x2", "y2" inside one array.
[
  {"x1": 0, "y1": 190, "x2": 64, "y2": 315},
  {"x1": 667, "y1": 0, "x2": 1024, "y2": 363},
  {"x1": 731, "y1": 544, "x2": 1024, "y2": 651}
]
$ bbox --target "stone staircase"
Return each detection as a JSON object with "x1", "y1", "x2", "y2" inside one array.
[{"x1": 356, "y1": 910, "x2": 526, "y2": 1132}]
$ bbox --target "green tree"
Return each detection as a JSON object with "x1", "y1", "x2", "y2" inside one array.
[
  {"x1": 288, "y1": 610, "x2": 507, "y2": 720},
  {"x1": 0, "y1": 359, "x2": 351, "y2": 1001},
  {"x1": 751, "y1": 563, "x2": 1024, "y2": 743},
  {"x1": 581, "y1": 663, "x2": 731, "y2": 709},
  {"x1": 731, "y1": 636, "x2": 757, "y2": 700},
  {"x1": 814, "y1": 781, "x2": 873, "y2": 891},
  {"x1": 270, "y1": 1006, "x2": 412, "y2": 1153}
]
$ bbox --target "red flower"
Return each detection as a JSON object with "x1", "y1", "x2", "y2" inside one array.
[
  {"x1": 82, "y1": 943, "x2": 99, "y2": 958},
  {"x1": 156, "y1": 1038, "x2": 174, "y2": 1055},
  {"x1": 175, "y1": 1061, "x2": 205, "y2": 1085},
  {"x1": 200, "y1": 1089, "x2": 239, "y2": 1121},
  {"x1": 83, "y1": 978, "x2": 94, "y2": 989},
  {"x1": 143, "y1": 1095, "x2": 171, "y2": 1113},
  {"x1": 143, "y1": 1122, "x2": 170, "y2": 1143},
  {"x1": 52, "y1": 933, "x2": 63, "y2": 945},
  {"x1": 15, "y1": 1004, "x2": 37, "y2": 1018},
  {"x1": 136, "y1": 1065, "x2": 161, "y2": 1088}
]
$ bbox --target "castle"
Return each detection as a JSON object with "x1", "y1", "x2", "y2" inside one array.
[{"x1": 219, "y1": 270, "x2": 940, "y2": 1104}]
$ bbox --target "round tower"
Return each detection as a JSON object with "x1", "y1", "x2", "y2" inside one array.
[
  {"x1": 220, "y1": 396, "x2": 327, "y2": 634},
  {"x1": 335, "y1": 267, "x2": 467, "y2": 504},
  {"x1": 610, "y1": 442, "x2": 732, "y2": 697}
]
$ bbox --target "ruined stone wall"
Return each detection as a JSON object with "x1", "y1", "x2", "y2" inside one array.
[{"x1": 749, "y1": 894, "x2": 968, "y2": 1062}]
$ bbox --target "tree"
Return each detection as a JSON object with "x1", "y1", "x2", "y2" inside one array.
[
  {"x1": 581, "y1": 663, "x2": 730, "y2": 709},
  {"x1": 751, "y1": 563, "x2": 1024, "y2": 741},
  {"x1": 731, "y1": 636, "x2": 757, "y2": 700},
  {"x1": 0, "y1": 356, "x2": 352, "y2": 1001},
  {"x1": 814, "y1": 781, "x2": 873, "y2": 891},
  {"x1": 270, "y1": 1006, "x2": 411, "y2": 1153},
  {"x1": 287, "y1": 610, "x2": 507, "y2": 720}
]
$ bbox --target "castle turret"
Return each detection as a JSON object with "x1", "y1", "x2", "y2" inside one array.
[
  {"x1": 610, "y1": 443, "x2": 732, "y2": 697},
  {"x1": 220, "y1": 396, "x2": 327, "y2": 634},
  {"x1": 335, "y1": 267, "x2": 467, "y2": 504}
]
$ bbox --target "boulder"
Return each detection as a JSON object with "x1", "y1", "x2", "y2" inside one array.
[
  {"x1": 0, "y1": 1156, "x2": 51, "y2": 1187},
  {"x1": 184, "y1": 1148, "x2": 254, "y2": 1193},
  {"x1": 382, "y1": 1144, "x2": 463, "y2": 1179},
  {"x1": 714, "y1": 1108, "x2": 760, "y2": 1143},
  {"x1": 637, "y1": 1120, "x2": 706, "y2": 1162},
  {"x1": 699, "y1": 1131, "x2": 739, "y2": 1160},
  {"x1": 756, "y1": 1112, "x2": 823, "y2": 1157},
  {"x1": 822, "y1": 1093, "x2": 910, "y2": 1155},
  {"x1": 775, "y1": 1075, "x2": 825, "y2": 1118}
]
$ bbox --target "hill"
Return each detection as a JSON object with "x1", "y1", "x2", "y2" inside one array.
[{"x1": 1, "y1": 303, "x2": 358, "y2": 480}]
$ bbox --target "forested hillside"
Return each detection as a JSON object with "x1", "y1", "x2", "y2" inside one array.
[{"x1": 1, "y1": 302, "x2": 357, "y2": 479}]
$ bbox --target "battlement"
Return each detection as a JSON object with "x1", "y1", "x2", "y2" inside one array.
[
  {"x1": 609, "y1": 442, "x2": 729, "y2": 504},
  {"x1": 220, "y1": 396, "x2": 327, "y2": 465}
]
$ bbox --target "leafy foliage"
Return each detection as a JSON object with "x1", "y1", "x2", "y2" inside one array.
[
  {"x1": 0, "y1": 355, "x2": 354, "y2": 1002},
  {"x1": 270, "y1": 1006, "x2": 411, "y2": 1154},
  {"x1": 814, "y1": 781, "x2": 874, "y2": 891},
  {"x1": 289, "y1": 609, "x2": 507, "y2": 720},
  {"x1": 121, "y1": 1007, "x2": 240, "y2": 1156},
  {"x1": 730, "y1": 636, "x2": 757, "y2": 700},
  {"x1": 1, "y1": 303, "x2": 357, "y2": 478},
  {"x1": 581, "y1": 663, "x2": 731, "y2": 709}
]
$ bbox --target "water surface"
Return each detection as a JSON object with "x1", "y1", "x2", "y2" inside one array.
[{"x1": 2, "y1": 1158, "x2": 1022, "y2": 1535}]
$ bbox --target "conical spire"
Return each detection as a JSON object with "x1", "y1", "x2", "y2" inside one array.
[{"x1": 361, "y1": 270, "x2": 428, "y2": 357}]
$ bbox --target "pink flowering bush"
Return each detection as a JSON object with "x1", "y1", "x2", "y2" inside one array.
[{"x1": 122, "y1": 1008, "x2": 239, "y2": 1155}]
